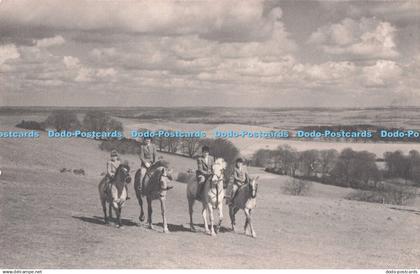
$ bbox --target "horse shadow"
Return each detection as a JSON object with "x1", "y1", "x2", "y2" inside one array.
[
  {"x1": 193, "y1": 223, "x2": 231, "y2": 233},
  {"x1": 72, "y1": 215, "x2": 139, "y2": 226},
  {"x1": 152, "y1": 222, "x2": 191, "y2": 232}
]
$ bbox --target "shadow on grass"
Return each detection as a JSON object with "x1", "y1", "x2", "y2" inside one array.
[{"x1": 72, "y1": 215, "x2": 139, "y2": 226}]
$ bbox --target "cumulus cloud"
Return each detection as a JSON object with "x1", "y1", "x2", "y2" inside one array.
[
  {"x1": 309, "y1": 17, "x2": 399, "y2": 59},
  {"x1": 0, "y1": 44, "x2": 20, "y2": 65},
  {"x1": 63, "y1": 55, "x2": 116, "y2": 82},
  {"x1": 0, "y1": 0, "x2": 281, "y2": 42},
  {"x1": 34, "y1": 35, "x2": 65, "y2": 48}
]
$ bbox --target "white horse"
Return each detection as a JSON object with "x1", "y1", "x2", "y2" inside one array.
[
  {"x1": 229, "y1": 176, "x2": 259, "y2": 237},
  {"x1": 187, "y1": 158, "x2": 226, "y2": 236}
]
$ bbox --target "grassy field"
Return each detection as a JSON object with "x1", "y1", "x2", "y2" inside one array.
[{"x1": 1, "y1": 114, "x2": 420, "y2": 268}]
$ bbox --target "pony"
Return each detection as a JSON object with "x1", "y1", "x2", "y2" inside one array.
[
  {"x1": 134, "y1": 161, "x2": 173, "y2": 233},
  {"x1": 229, "y1": 176, "x2": 259, "y2": 237},
  {"x1": 98, "y1": 163, "x2": 131, "y2": 228},
  {"x1": 187, "y1": 158, "x2": 226, "y2": 236}
]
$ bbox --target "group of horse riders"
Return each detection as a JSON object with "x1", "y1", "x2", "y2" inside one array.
[{"x1": 103, "y1": 137, "x2": 250, "y2": 204}]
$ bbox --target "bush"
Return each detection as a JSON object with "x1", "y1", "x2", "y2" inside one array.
[
  {"x1": 346, "y1": 185, "x2": 416, "y2": 205},
  {"x1": 99, "y1": 138, "x2": 140, "y2": 155},
  {"x1": 83, "y1": 111, "x2": 123, "y2": 132},
  {"x1": 16, "y1": 120, "x2": 45, "y2": 131},
  {"x1": 176, "y1": 171, "x2": 196, "y2": 184},
  {"x1": 45, "y1": 110, "x2": 81, "y2": 131},
  {"x1": 282, "y1": 178, "x2": 312, "y2": 196}
]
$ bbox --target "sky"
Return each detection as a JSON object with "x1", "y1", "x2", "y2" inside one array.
[{"x1": 0, "y1": 0, "x2": 419, "y2": 107}]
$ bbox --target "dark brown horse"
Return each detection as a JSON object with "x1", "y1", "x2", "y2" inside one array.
[
  {"x1": 134, "y1": 161, "x2": 173, "y2": 232},
  {"x1": 98, "y1": 163, "x2": 131, "y2": 228}
]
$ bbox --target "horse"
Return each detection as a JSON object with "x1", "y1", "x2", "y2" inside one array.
[
  {"x1": 229, "y1": 176, "x2": 259, "y2": 238},
  {"x1": 134, "y1": 161, "x2": 173, "y2": 233},
  {"x1": 186, "y1": 158, "x2": 226, "y2": 236},
  {"x1": 98, "y1": 163, "x2": 131, "y2": 228}
]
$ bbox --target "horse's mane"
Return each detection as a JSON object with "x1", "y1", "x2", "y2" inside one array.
[{"x1": 115, "y1": 163, "x2": 130, "y2": 174}]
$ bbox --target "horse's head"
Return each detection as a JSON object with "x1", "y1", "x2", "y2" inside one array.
[
  {"x1": 116, "y1": 163, "x2": 131, "y2": 184},
  {"x1": 249, "y1": 176, "x2": 259, "y2": 198},
  {"x1": 212, "y1": 158, "x2": 226, "y2": 177},
  {"x1": 159, "y1": 167, "x2": 174, "y2": 191}
]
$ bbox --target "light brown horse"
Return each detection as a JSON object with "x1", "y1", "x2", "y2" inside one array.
[
  {"x1": 229, "y1": 176, "x2": 259, "y2": 238},
  {"x1": 98, "y1": 163, "x2": 131, "y2": 228},
  {"x1": 187, "y1": 158, "x2": 226, "y2": 236},
  {"x1": 134, "y1": 161, "x2": 173, "y2": 233}
]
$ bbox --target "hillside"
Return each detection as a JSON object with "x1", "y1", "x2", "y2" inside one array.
[{"x1": 0, "y1": 116, "x2": 419, "y2": 268}]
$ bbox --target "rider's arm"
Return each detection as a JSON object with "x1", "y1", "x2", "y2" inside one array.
[
  {"x1": 197, "y1": 158, "x2": 204, "y2": 174},
  {"x1": 139, "y1": 145, "x2": 146, "y2": 166},
  {"x1": 106, "y1": 161, "x2": 114, "y2": 177},
  {"x1": 152, "y1": 145, "x2": 156, "y2": 163}
]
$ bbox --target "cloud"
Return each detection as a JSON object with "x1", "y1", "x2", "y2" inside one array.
[
  {"x1": 0, "y1": 44, "x2": 20, "y2": 65},
  {"x1": 362, "y1": 60, "x2": 402, "y2": 86},
  {"x1": 0, "y1": 0, "x2": 281, "y2": 42},
  {"x1": 34, "y1": 35, "x2": 65, "y2": 48},
  {"x1": 63, "y1": 55, "x2": 116, "y2": 82},
  {"x1": 309, "y1": 17, "x2": 399, "y2": 59}
]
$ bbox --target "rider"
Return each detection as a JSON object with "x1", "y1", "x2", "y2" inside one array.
[
  {"x1": 196, "y1": 145, "x2": 214, "y2": 198},
  {"x1": 138, "y1": 137, "x2": 157, "y2": 190},
  {"x1": 105, "y1": 150, "x2": 130, "y2": 199},
  {"x1": 228, "y1": 157, "x2": 250, "y2": 204}
]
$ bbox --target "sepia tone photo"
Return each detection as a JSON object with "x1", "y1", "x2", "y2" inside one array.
[{"x1": 0, "y1": 0, "x2": 419, "y2": 270}]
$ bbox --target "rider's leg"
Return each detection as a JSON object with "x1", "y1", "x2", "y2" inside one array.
[
  {"x1": 125, "y1": 185, "x2": 130, "y2": 200},
  {"x1": 230, "y1": 183, "x2": 239, "y2": 203},
  {"x1": 138, "y1": 167, "x2": 146, "y2": 191},
  {"x1": 196, "y1": 175, "x2": 205, "y2": 197}
]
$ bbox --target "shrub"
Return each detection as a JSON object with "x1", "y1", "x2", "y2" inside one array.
[
  {"x1": 346, "y1": 185, "x2": 416, "y2": 205},
  {"x1": 282, "y1": 178, "x2": 312, "y2": 196},
  {"x1": 83, "y1": 111, "x2": 123, "y2": 132},
  {"x1": 16, "y1": 120, "x2": 45, "y2": 131},
  {"x1": 44, "y1": 110, "x2": 81, "y2": 131}
]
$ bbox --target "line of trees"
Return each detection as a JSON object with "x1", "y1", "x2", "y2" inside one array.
[{"x1": 252, "y1": 145, "x2": 420, "y2": 189}]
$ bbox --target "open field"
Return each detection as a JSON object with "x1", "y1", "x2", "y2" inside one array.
[{"x1": 1, "y1": 114, "x2": 420, "y2": 268}]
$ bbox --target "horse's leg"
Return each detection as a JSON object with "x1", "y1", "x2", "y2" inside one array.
[
  {"x1": 116, "y1": 206, "x2": 122, "y2": 228},
  {"x1": 202, "y1": 204, "x2": 210, "y2": 234},
  {"x1": 215, "y1": 203, "x2": 223, "y2": 234},
  {"x1": 208, "y1": 204, "x2": 215, "y2": 236},
  {"x1": 101, "y1": 199, "x2": 108, "y2": 224},
  {"x1": 160, "y1": 198, "x2": 169, "y2": 233},
  {"x1": 108, "y1": 201, "x2": 113, "y2": 222},
  {"x1": 137, "y1": 194, "x2": 145, "y2": 223},
  {"x1": 188, "y1": 197, "x2": 196, "y2": 232},
  {"x1": 244, "y1": 208, "x2": 251, "y2": 236},
  {"x1": 229, "y1": 205, "x2": 235, "y2": 231},
  {"x1": 248, "y1": 209, "x2": 256, "y2": 238},
  {"x1": 147, "y1": 196, "x2": 153, "y2": 230}
]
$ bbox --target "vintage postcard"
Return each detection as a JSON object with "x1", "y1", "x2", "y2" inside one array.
[{"x1": 0, "y1": 0, "x2": 419, "y2": 272}]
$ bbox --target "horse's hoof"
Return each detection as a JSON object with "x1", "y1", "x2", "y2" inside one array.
[
  {"x1": 148, "y1": 225, "x2": 154, "y2": 230},
  {"x1": 116, "y1": 224, "x2": 121, "y2": 228},
  {"x1": 163, "y1": 228, "x2": 170, "y2": 233},
  {"x1": 190, "y1": 228, "x2": 196, "y2": 232},
  {"x1": 139, "y1": 216, "x2": 145, "y2": 222},
  {"x1": 205, "y1": 230, "x2": 211, "y2": 235},
  {"x1": 252, "y1": 233, "x2": 257, "y2": 238},
  {"x1": 211, "y1": 231, "x2": 216, "y2": 237}
]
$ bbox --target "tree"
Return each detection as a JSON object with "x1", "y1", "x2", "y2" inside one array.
[
  {"x1": 182, "y1": 138, "x2": 201, "y2": 157},
  {"x1": 299, "y1": 149, "x2": 320, "y2": 177},
  {"x1": 319, "y1": 149, "x2": 339, "y2": 178},
  {"x1": 45, "y1": 110, "x2": 81, "y2": 131},
  {"x1": 82, "y1": 111, "x2": 123, "y2": 132}
]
